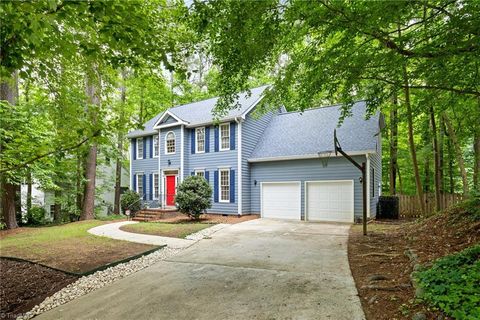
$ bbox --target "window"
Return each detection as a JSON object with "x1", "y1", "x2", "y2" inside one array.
[
  {"x1": 153, "y1": 173, "x2": 159, "y2": 199},
  {"x1": 137, "y1": 174, "x2": 144, "y2": 195},
  {"x1": 195, "y1": 170, "x2": 205, "y2": 178},
  {"x1": 219, "y1": 123, "x2": 230, "y2": 150},
  {"x1": 196, "y1": 127, "x2": 205, "y2": 153},
  {"x1": 219, "y1": 169, "x2": 230, "y2": 202},
  {"x1": 165, "y1": 131, "x2": 175, "y2": 154},
  {"x1": 50, "y1": 204, "x2": 55, "y2": 216},
  {"x1": 137, "y1": 137, "x2": 144, "y2": 159},
  {"x1": 153, "y1": 135, "x2": 159, "y2": 157}
]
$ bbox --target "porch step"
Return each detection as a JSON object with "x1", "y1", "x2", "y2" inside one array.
[{"x1": 133, "y1": 208, "x2": 178, "y2": 222}]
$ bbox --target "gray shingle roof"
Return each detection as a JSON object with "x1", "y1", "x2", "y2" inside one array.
[
  {"x1": 249, "y1": 101, "x2": 380, "y2": 161},
  {"x1": 127, "y1": 85, "x2": 268, "y2": 138}
]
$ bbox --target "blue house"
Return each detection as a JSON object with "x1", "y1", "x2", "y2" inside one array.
[{"x1": 126, "y1": 86, "x2": 383, "y2": 222}]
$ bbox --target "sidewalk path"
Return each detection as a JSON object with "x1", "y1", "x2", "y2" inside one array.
[{"x1": 88, "y1": 221, "x2": 226, "y2": 249}]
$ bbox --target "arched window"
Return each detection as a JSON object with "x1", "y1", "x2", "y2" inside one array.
[{"x1": 165, "y1": 131, "x2": 176, "y2": 154}]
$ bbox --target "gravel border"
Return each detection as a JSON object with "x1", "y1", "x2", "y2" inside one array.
[{"x1": 17, "y1": 247, "x2": 180, "y2": 320}]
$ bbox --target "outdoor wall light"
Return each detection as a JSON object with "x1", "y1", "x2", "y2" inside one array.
[
  {"x1": 168, "y1": 160, "x2": 171, "y2": 166},
  {"x1": 254, "y1": 180, "x2": 257, "y2": 186}
]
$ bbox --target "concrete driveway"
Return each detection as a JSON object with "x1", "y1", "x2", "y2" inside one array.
[{"x1": 37, "y1": 219, "x2": 364, "y2": 320}]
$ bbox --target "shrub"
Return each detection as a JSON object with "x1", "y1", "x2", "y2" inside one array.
[
  {"x1": 414, "y1": 245, "x2": 480, "y2": 320},
  {"x1": 175, "y1": 175, "x2": 212, "y2": 220},
  {"x1": 26, "y1": 206, "x2": 47, "y2": 226},
  {"x1": 121, "y1": 190, "x2": 142, "y2": 214}
]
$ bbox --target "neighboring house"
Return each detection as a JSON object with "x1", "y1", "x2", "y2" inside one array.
[
  {"x1": 126, "y1": 86, "x2": 383, "y2": 223},
  {"x1": 20, "y1": 162, "x2": 129, "y2": 220}
]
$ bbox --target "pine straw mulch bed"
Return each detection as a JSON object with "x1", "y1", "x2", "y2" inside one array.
[
  {"x1": 348, "y1": 203, "x2": 480, "y2": 320},
  {"x1": 0, "y1": 258, "x2": 78, "y2": 319},
  {"x1": 149, "y1": 212, "x2": 260, "y2": 224}
]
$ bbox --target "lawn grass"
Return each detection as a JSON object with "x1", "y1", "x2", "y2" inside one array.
[
  {"x1": 120, "y1": 222, "x2": 212, "y2": 238},
  {"x1": 0, "y1": 220, "x2": 157, "y2": 273}
]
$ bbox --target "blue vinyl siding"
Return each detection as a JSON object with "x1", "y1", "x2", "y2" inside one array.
[
  {"x1": 160, "y1": 126, "x2": 182, "y2": 172},
  {"x1": 160, "y1": 115, "x2": 178, "y2": 125},
  {"x1": 368, "y1": 133, "x2": 382, "y2": 217},
  {"x1": 186, "y1": 123, "x2": 238, "y2": 214},
  {"x1": 250, "y1": 156, "x2": 368, "y2": 220},
  {"x1": 241, "y1": 110, "x2": 276, "y2": 214},
  {"x1": 131, "y1": 135, "x2": 159, "y2": 207}
]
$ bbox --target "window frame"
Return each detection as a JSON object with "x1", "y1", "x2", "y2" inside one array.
[
  {"x1": 153, "y1": 134, "x2": 159, "y2": 158},
  {"x1": 219, "y1": 169, "x2": 230, "y2": 202},
  {"x1": 153, "y1": 173, "x2": 159, "y2": 200},
  {"x1": 195, "y1": 127, "x2": 206, "y2": 153},
  {"x1": 136, "y1": 173, "x2": 144, "y2": 195},
  {"x1": 136, "y1": 137, "x2": 144, "y2": 159},
  {"x1": 195, "y1": 169, "x2": 205, "y2": 178},
  {"x1": 219, "y1": 123, "x2": 230, "y2": 151},
  {"x1": 165, "y1": 131, "x2": 176, "y2": 155}
]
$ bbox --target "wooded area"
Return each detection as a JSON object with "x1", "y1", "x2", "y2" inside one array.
[{"x1": 1, "y1": 1, "x2": 479, "y2": 229}]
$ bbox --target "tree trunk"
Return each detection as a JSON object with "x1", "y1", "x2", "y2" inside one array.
[
  {"x1": 54, "y1": 189, "x2": 61, "y2": 222},
  {"x1": 26, "y1": 169, "x2": 32, "y2": 214},
  {"x1": 0, "y1": 71, "x2": 19, "y2": 229},
  {"x1": 443, "y1": 113, "x2": 469, "y2": 196},
  {"x1": 80, "y1": 71, "x2": 100, "y2": 221},
  {"x1": 430, "y1": 106, "x2": 442, "y2": 211},
  {"x1": 397, "y1": 165, "x2": 403, "y2": 194},
  {"x1": 114, "y1": 70, "x2": 127, "y2": 215},
  {"x1": 447, "y1": 135, "x2": 455, "y2": 194},
  {"x1": 402, "y1": 64, "x2": 425, "y2": 213},
  {"x1": 439, "y1": 116, "x2": 445, "y2": 207},
  {"x1": 389, "y1": 93, "x2": 398, "y2": 195},
  {"x1": 474, "y1": 127, "x2": 480, "y2": 192},
  {"x1": 76, "y1": 151, "x2": 83, "y2": 215}
]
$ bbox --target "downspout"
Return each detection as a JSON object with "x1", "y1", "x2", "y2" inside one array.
[
  {"x1": 158, "y1": 130, "x2": 162, "y2": 208},
  {"x1": 366, "y1": 153, "x2": 371, "y2": 218},
  {"x1": 235, "y1": 117, "x2": 243, "y2": 215},
  {"x1": 180, "y1": 124, "x2": 184, "y2": 182}
]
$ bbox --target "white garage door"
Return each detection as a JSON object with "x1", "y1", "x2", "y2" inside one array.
[
  {"x1": 306, "y1": 180, "x2": 354, "y2": 223},
  {"x1": 261, "y1": 182, "x2": 301, "y2": 220}
]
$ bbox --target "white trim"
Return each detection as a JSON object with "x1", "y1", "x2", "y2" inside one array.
[
  {"x1": 164, "y1": 131, "x2": 176, "y2": 155},
  {"x1": 158, "y1": 131, "x2": 162, "y2": 207},
  {"x1": 304, "y1": 180, "x2": 354, "y2": 223},
  {"x1": 164, "y1": 173, "x2": 178, "y2": 206},
  {"x1": 180, "y1": 125, "x2": 184, "y2": 181},
  {"x1": 219, "y1": 123, "x2": 230, "y2": 151},
  {"x1": 366, "y1": 154, "x2": 371, "y2": 218},
  {"x1": 136, "y1": 137, "x2": 144, "y2": 159},
  {"x1": 156, "y1": 122, "x2": 185, "y2": 129},
  {"x1": 237, "y1": 118, "x2": 242, "y2": 215},
  {"x1": 195, "y1": 126, "x2": 206, "y2": 153},
  {"x1": 248, "y1": 150, "x2": 376, "y2": 163},
  {"x1": 136, "y1": 173, "x2": 145, "y2": 194},
  {"x1": 153, "y1": 110, "x2": 187, "y2": 129},
  {"x1": 193, "y1": 167, "x2": 206, "y2": 170},
  {"x1": 240, "y1": 91, "x2": 267, "y2": 119},
  {"x1": 260, "y1": 181, "x2": 301, "y2": 220},
  {"x1": 194, "y1": 169, "x2": 205, "y2": 177},
  {"x1": 217, "y1": 165, "x2": 231, "y2": 169},
  {"x1": 219, "y1": 168, "x2": 230, "y2": 203},
  {"x1": 152, "y1": 172, "x2": 160, "y2": 200},
  {"x1": 153, "y1": 134, "x2": 159, "y2": 158}
]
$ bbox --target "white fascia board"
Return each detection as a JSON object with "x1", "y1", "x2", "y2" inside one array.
[
  {"x1": 153, "y1": 110, "x2": 188, "y2": 129},
  {"x1": 240, "y1": 93, "x2": 266, "y2": 119},
  {"x1": 248, "y1": 150, "x2": 375, "y2": 163}
]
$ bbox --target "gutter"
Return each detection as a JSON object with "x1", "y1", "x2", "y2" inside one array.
[{"x1": 248, "y1": 150, "x2": 376, "y2": 163}]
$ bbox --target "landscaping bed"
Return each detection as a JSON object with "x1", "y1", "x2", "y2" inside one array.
[
  {"x1": 348, "y1": 199, "x2": 480, "y2": 319},
  {"x1": 120, "y1": 222, "x2": 213, "y2": 238},
  {"x1": 145, "y1": 211, "x2": 259, "y2": 224},
  {"x1": 0, "y1": 258, "x2": 78, "y2": 319},
  {"x1": 0, "y1": 220, "x2": 157, "y2": 273}
]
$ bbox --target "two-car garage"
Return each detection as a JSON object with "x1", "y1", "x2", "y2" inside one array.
[{"x1": 260, "y1": 180, "x2": 354, "y2": 223}]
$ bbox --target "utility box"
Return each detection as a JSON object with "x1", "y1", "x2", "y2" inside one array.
[{"x1": 377, "y1": 195, "x2": 399, "y2": 219}]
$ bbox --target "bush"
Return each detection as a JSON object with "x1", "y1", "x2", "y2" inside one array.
[
  {"x1": 175, "y1": 175, "x2": 212, "y2": 220},
  {"x1": 414, "y1": 245, "x2": 480, "y2": 320},
  {"x1": 26, "y1": 206, "x2": 47, "y2": 226},
  {"x1": 121, "y1": 190, "x2": 142, "y2": 214}
]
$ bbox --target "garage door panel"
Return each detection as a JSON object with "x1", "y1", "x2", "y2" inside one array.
[
  {"x1": 262, "y1": 182, "x2": 301, "y2": 220},
  {"x1": 307, "y1": 181, "x2": 353, "y2": 223}
]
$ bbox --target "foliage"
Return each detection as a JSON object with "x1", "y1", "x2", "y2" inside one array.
[
  {"x1": 0, "y1": 222, "x2": 6, "y2": 230},
  {"x1": 175, "y1": 176, "x2": 212, "y2": 220},
  {"x1": 26, "y1": 206, "x2": 48, "y2": 226},
  {"x1": 415, "y1": 245, "x2": 480, "y2": 320},
  {"x1": 121, "y1": 190, "x2": 142, "y2": 214},
  {"x1": 446, "y1": 197, "x2": 480, "y2": 223}
]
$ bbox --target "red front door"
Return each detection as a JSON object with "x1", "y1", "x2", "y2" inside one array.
[{"x1": 166, "y1": 175, "x2": 176, "y2": 206}]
